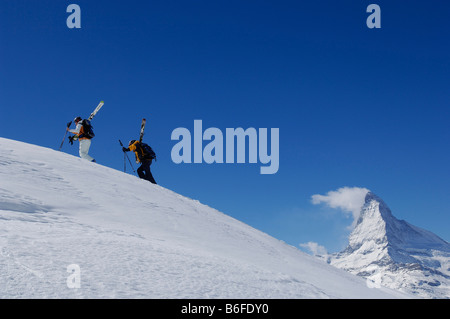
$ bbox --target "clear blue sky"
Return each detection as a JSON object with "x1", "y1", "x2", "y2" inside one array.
[{"x1": 1, "y1": 0, "x2": 449, "y2": 252}]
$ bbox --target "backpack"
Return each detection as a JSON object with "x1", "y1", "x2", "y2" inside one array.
[
  {"x1": 139, "y1": 142, "x2": 156, "y2": 161},
  {"x1": 141, "y1": 143, "x2": 156, "y2": 160},
  {"x1": 80, "y1": 119, "x2": 95, "y2": 139}
]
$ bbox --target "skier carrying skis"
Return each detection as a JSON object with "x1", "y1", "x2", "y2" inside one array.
[
  {"x1": 122, "y1": 140, "x2": 157, "y2": 184},
  {"x1": 67, "y1": 117, "x2": 96, "y2": 162}
]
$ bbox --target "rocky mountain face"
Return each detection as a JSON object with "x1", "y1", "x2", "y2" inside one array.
[{"x1": 329, "y1": 192, "x2": 450, "y2": 298}]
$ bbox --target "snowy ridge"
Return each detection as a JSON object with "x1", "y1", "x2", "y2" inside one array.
[
  {"x1": 330, "y1": 192, "x2": 450, "y2": 298},
  {"x1": 0, "y1": 137, "x2": 408, "y2": 298}
]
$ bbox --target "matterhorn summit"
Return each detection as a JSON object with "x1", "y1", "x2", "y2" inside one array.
[{"x1": 330, "y1": 192, "x2": 450, "y2": 298}]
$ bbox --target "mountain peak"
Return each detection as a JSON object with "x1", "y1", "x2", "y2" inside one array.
[
  {"x1": 358, "y1": 191, "x2": 394, "y2": 225},
  {"x1": 355, "y1": 192, "x2": 448, "y2": 252},
  {"x1": 363, "y1": 191, "x2": 391, "y2": 215},
  {"x1": 330, "y1": 192, "x2": 450, "y2": 298},
  {"x1": 347, "y1": 191, "x2": 393, "y2": 250}
]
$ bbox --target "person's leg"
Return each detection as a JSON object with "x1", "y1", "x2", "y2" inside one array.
[
  {"x1": 145, "y1": 169, "x2": 157, "y2": 184},
  {"x1": 79, "y1": 139, "x2": 95, "y2": 162},
  {"x1": 137, "y1": 164, "x2": 146, "y2": 179},
  {"x1": 141, "y1": 160, "x2": 157, "y2": 184}
]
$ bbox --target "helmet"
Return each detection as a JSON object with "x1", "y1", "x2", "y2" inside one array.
[
  {"x1": 128, "y1": 140, "x2": 136, "y2": 146},
  {"x1": 74, "y1": 116, "x2": 82, "y2": 123}
]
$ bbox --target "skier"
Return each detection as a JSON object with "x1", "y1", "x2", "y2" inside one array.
[
  {"x1": 67, "y1": 116, "x2": 96, "y2": 162},
  {"x1": 122, "y1": 140, "x2": 157, "y2": 184}
]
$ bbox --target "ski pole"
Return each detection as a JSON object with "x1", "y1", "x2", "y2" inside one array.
[
  {"x1": 119, "y1": 140, "x2": 136, "y2": 173},
  {"x1": 59, "y1": 121, "x2": 72, "y2": 151},
  {"x1": 123, "y1": 152, "x2": 126, "y2": 173}
]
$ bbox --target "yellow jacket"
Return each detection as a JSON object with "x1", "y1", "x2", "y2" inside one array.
[{"x1": 128, "y1": 141, "x2": 145, "y2": 163}]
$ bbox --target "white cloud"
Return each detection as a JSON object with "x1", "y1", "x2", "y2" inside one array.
[
  {"x1": 311, "y1": 187, "x2": 370, "y2": 228},
  {"x1": 299, "y1": 241, "x2": 328, "y2": 259}
]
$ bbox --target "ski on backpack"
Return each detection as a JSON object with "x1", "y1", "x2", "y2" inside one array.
[
  {"x1": 139, "y1": 118, "x2": 146, "y2": 143},
  {"x1": 137, "y1": 119, "x2": 156, "y2": 161},
  {"x1": 88, "y1": 101, "x2": 105, "y2": 121}
]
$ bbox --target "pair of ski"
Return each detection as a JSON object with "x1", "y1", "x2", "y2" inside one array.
[
  {"x1": 59, "y1": 101, "x2": 104, "y2": 150},
  {"x1": 119, "y1": 118, "x2": 147, "y2": 173}
]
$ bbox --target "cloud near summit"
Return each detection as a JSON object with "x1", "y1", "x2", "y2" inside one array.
[{"x1": 311, "y1": 187, "x2": 370, "y2": 228}]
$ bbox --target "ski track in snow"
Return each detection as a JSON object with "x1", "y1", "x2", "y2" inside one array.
[{"x1": 0, "y1": 138, "x2": 409, "y2": 298}]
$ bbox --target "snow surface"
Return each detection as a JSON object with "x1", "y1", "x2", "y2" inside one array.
[{"x1": 0, "y1": 138, "x2": 408, "y2": 298}]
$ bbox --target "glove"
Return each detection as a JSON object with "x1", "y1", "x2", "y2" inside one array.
[
  {"x1": 122, "y1": 147, "x2": 128, "y2": 152},
  {"x1": 68, "y1": 136, "x2": 74, "y2": 145}
]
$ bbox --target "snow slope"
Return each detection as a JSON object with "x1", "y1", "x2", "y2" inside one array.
[
  {"x1": 330, "y1": 192, "x2": 450, "y2": 298},
  {"x1": 0, "y1": 138, "x2": 407, "y2": 298}
]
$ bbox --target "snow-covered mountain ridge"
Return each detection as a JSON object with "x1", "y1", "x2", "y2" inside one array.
[
  {"x1": 0, "y1": 137, "x2": 407, "y2": 298},
  {"x1": 330, "y1": 192, "x2": 450, "y2": 298}
]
